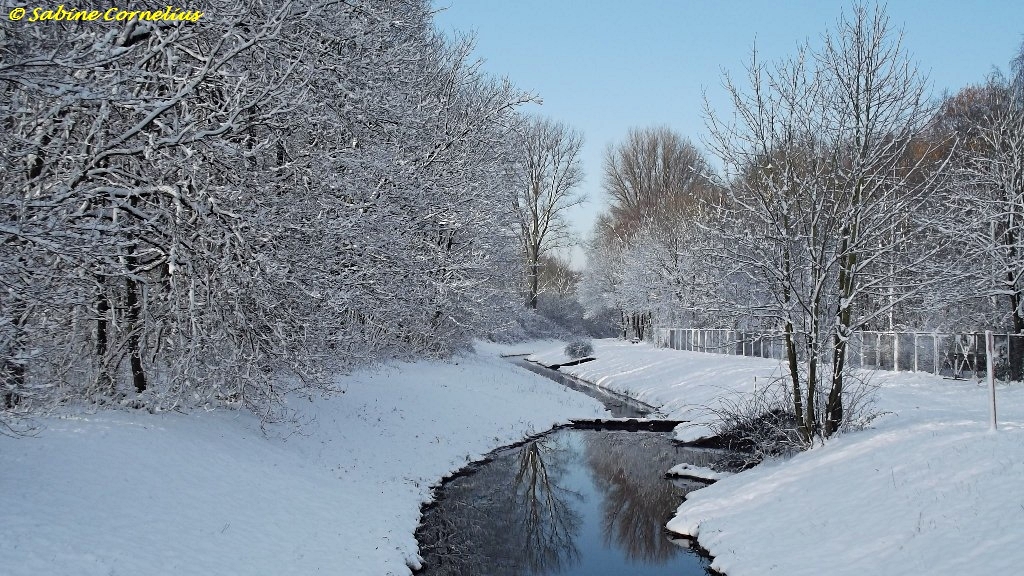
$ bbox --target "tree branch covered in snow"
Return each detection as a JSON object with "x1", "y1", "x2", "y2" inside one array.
[{"x1": 1, "y1": 0, "x2": 530, "y2": 426}]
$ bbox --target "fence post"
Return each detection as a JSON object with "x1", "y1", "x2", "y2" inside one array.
[
  {"x1": 933, "y1": 332, "x2": 940, "y2": 375},
  {"x1": 973, "y1": 332, "x2": 981, "y2": 379},
  {"x1": 876, "y1": 332, "x2": 881, "y2": 367},
  {"x1": 914, "y1": 332, "x2": 919, "y2": 372},
  {"x1": 986, "y1": 330, "x2": 997, "y2": 431},
  {"x1": 859, "y1": 331, "x2": 865, "y2": 368},
  {"x1": 894, "y1": 332, "x2": 899, "y2": 372}
]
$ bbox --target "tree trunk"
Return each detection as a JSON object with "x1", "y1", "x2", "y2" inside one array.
[
  {"x1": 125, "y1": 276, "x2": 147, "y2": 393},
  {"x1": 528, "y1": 261, "x2": 539, "y2": 309},
  {"x1": 95, "y1": 278, "x2": 112, "y2": 392},
  {"x1": 826, "y1": 231, "x2": 858, "y2": 435},
  {"x1": 783, "y1": 321, "x2": 806, "y2": 440}
]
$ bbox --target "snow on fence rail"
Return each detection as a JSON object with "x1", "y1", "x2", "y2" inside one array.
[{"x1": 655, "y1": 328, "x2": 1024, "y2": 381}]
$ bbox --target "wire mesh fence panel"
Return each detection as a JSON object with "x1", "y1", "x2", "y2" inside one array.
[
  {"x1": 657, "y1": 327, "x2": 1024, "y2": 382},
  {"x1": 869, "y1": 332, "x2": 895, "y2": 371},
  {"x1": 848, "y1": 332, "x2": 862, "y2": 369},
  {"x1": 655, "y1": 325, "x2": 1024, "y2": 379},
  {"x1": 1008, "y1": 335, "x2": 1024, "y2": 381},
  {"x1": 945, "y1": 333, "x2": 985, "y2": 379},
  {"x1": 913, "y1": 333, "x2": 940, "y2": 376},
  {"x1": 894, "y1": 332, "x2": 913, "y2": 372}
]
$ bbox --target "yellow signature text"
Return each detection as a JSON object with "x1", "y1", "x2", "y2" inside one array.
[{"x1": 19, "y1": 5, "x2": 204, "y2": 23}]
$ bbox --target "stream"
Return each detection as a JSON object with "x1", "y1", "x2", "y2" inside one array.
[
  {"x1": 414, "y1": 359, "x2": 729, "y2": 575},
  {"x1": 508, "y1": 357, "x2": 654, "y2": 419}
]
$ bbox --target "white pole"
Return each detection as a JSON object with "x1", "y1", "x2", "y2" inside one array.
[
  {"x1": 894, "y1": 332, "x2": 899, "y2": 372},
  {"x1": 914, "y1": 333, "x2": 919, "y2": 372},
  {"x1": 933, "y1": 332, "x2": 940, "y2": 375},
  {"x1": 986, "y1": 330, "x2": 998, "y2": 431}
]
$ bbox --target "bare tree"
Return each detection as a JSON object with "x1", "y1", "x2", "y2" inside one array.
[
  {"x1": 601, "y1": 126, "x2": 712, "y2": 238},
  {"x1": 513, "y1": 117, "x2": 585, "y2": 309},
  {"x1": 704, "y1": 4, "x2": 951, "y2": 440},
  {"x1": 580, "y1": 127, "x2": 717, "y2": 340}
]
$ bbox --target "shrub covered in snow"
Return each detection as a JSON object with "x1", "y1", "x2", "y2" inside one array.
[{"x1": 564, "y1": 339, "x2": 594, "y2": 359}]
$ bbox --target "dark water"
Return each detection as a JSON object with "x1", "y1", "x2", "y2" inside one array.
[
  {"x1": 416, "y1": 428, "x2": 726, "y2": 575},
  {"x1": 509, "y1": 358, "x2": 654, "y2": 419}
]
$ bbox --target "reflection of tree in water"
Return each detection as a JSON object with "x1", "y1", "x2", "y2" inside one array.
[
  {"x1": 510, "y1": 439, "x2": 582, "y2": 573},
  {"x1": 584, "y1": 431, "x2": 703, "y2": 564},
  {"x1": 417, "y1": 435, "x2": 581, "y2": 576}
]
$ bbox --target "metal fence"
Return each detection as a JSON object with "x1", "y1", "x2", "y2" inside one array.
[{"x1": 656, "y1": 328, "x2": 1024, "y2": 381}]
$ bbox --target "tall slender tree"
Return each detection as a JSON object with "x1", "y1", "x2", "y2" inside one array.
[{"x1": 513, "y1": 117, "x2": 585, "y2": 309}]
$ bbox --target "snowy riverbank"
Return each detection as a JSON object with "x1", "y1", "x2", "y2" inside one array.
[
  {"x1": 529, "y1": 338, "x2": 783, "y2": 441},
  {"x1": 530, "y1": 338, "x2": 1024, "y2": 576},
  {"x1": 0, "y1": 347, "x2": 606, "y2": 576}
]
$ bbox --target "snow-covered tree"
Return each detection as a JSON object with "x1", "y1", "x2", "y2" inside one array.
[
  {"x1": 1, "y1": 0, "x2": 530, "y2": 426},
  {"x1": 704, "y1": 4, "x2": 951, "y2": 439}
]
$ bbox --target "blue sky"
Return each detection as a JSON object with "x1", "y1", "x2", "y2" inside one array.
[{"x1": 432, "y1": 0, "x2": 1023, "y2": 266}]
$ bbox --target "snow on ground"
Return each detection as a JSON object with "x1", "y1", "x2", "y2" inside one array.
[
  {"x1": 0, "y1": 348, "x2": 607, "y2": 576},
  {"x1": 666, "y1": 462, "x2": 733, "y2": 482},
  {"x1": 668, "y1": 371, "x2": 1024, "y2": 576},
  {"x1": 530, "y1": 339, "x2": 784, "y2": 440},
  {"x1": 530, "y1": 338, "x2": 1024, "y2": 576}
]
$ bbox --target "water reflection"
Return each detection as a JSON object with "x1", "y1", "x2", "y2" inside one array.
[
  {"x1": 585, "y1": 432, "x2": 687, "y2": 563},
  {"x1": 417, "y1": 434, "x2": 581, "y2": 576},
  {"x1": 417, "y1": 429, "x2": 726, "y2": 575},
  {"x1": 513, "y1": 440, "x2": 582, "y2": 573}
]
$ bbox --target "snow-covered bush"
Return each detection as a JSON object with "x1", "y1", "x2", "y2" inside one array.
[{"x1": 564, "y1": 340, "x2": 594, "y2": 359}]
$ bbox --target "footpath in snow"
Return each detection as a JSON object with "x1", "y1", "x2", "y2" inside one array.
[
  {"x1": 530, "y1": 338, "x2": 1024, "y2": 576},
  {"x1": 0, "y1": 345, "x2": 606, "y2": 576}
]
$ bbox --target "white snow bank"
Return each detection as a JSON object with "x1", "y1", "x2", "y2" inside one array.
[
  {"x1": 0, "y1": 352, "x2": 607, "y2": 576},
  {"x1": 667, "y1": 463, "x2": 733, "y2": 482},
  {"x1": 530, "y1": 338, "x2": 783, "y2": 440},
  {"x1": 668, "y1": 371, "x2": 1024, "y2": 576}
]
